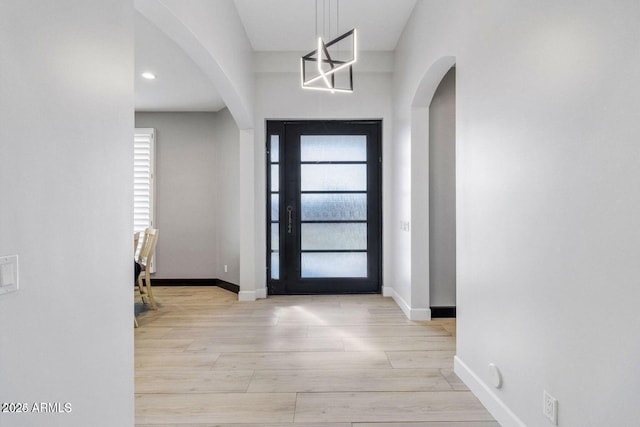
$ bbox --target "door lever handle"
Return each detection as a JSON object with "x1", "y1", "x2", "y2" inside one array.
[{"x1": 286, "y1": 205, "x2": 293, "y2": 234}]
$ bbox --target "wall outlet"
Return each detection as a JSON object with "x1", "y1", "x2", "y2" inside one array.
[
  {"x1": 224, "y1": 264, "x2": 228, "y2": 273},
  {"x1": 0, "y1": 255, "x2": 19, "y2": 295},
  {"x1": 543, "y1": 390, "x2": 558, "y2": 425},
  {"x1": 488, "y1": 363, "x2": 503, "y2": 388}
]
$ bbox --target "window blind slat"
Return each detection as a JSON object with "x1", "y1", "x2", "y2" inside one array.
[{"x1": 134, "y1": 128, "x2": 155, "y2": 271}]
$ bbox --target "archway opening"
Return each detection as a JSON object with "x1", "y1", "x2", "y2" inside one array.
[
  {"x1": 428, "y1": 66, "x2": 456, "y2": 317},
  {"x1": 409, "y1": 56, "x2": 456, "y2": 319}
]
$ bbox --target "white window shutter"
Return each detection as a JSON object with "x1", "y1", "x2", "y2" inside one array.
[{"x1": 134, "y1": 128, "x2": 156, "y2": 271}]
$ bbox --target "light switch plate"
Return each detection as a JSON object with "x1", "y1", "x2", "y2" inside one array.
[{"x1": 0, "y1": 255, "x2": 19, "y2": 295}]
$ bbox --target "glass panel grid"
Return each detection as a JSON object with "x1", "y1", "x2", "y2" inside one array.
[
  {"x1": 266, "y1": 124, "x2": 379, "y2": 289},
  {"x1": 269, "y1": 135, "x2": 281, "y2": 281}
]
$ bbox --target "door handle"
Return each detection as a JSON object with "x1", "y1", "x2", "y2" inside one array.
[{"x1": 286, "y1": 205, "x2": 293, "y2": 234}]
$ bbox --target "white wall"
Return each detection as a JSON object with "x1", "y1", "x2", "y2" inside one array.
[
  {"x1": 429, "y1": 67, "x2": 456, "y2": 307},
  {"x1": 393, "y1": 1, "x2": 640, "y2": 425},
  {"x1": 213, "y1": 108, "x2": 241, "y2": 284},
  {"x1": 252, "y1": 52, "x2": 394, "y2": 298},
  {"x1": 135, "y1": 110, "x2": 240, "y2": 283},
  {"x1": 0, "y1": 1, "x2": 134, "y2": 426}
]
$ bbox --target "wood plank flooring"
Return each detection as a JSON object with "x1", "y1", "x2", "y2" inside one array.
[{"x1": 135, "y1": 286, "x2": 497, "y2": 427}]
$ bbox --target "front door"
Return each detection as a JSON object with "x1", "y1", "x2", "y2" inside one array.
[{"x1": 267, "y1": 120, "x2": 382, "y2": 294}]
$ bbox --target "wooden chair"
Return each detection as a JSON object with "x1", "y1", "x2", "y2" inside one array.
[
  {"x1": 134, "y1": 231, "x2": 140, "y2": 254},
  {"x1": 136, "y1": 228, "x2": 159, "y2": 310},
  {"x1": 134, "y1": 232, "x2": 141, "y2": 327}
]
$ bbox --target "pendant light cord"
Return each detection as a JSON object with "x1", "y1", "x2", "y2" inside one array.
[
  {"x1": 323, "y1": 0, "x2": 326, "y2": 39},
  {"x1": 316, "y1": 0, "x2": 339, "y2": 40}
]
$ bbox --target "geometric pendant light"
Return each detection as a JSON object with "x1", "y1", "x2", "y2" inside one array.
[
  {"x1": 301, "y1": 28, "x2": 357, "y2": 93},
  {"x1": 300, "y1": 0, "x2": 357, "y2": 93}
]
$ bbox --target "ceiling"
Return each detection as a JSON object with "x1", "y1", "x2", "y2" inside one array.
[
  {"x1": 135, "y1": 12, "x2": 225, "y2": 112},
  {"x1": 233, "y1": 0, "x2": 417, "y2": 51},
  {"x1": 134, "y1": 0, "x2": 416, "y2": 112}
]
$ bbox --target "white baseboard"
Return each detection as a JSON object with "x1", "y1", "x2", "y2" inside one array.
[
  {"x1": 408, "y1": 306, "x2": 431, "y2": 320},
  {"x1": 386, "y1": 287, "x2": 431, "y2": 320},
  {"x1": 454, "y1": 356, "x2": 527, "y2": 427},
  {"x1": 238, "y1": 291, "x2": 256, "y2": 301},
  {"x1": 255, "y1": 287, "x2": 267, "y2": 299}
]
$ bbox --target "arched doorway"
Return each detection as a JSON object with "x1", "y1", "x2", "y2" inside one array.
[
  {"x1": 410, "y1": 56, "x2": 456, "y2": 318},
  {"x1": 428, "y1": 66, "x2": 456, "y2": 316}
]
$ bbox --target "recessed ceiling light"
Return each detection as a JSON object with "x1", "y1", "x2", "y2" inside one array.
[{"x1": 141, "y1": 72, "x2": 156, "y2": 80}]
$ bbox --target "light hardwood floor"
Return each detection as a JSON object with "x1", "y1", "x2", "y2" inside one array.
[{"x1": 135, "y1": 286, "x2": 498, "y2": 427}]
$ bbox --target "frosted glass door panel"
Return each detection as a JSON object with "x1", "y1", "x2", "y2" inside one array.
[
  {"x1": 301, "y1": 135, "x2": 366, "y2": 161},
  {"x1": 271, "y1": 252, "x2": 280, "y2": 279},
  {"x1": 271, "y1": 165, "x2": 279, "y2": 192},
  {"x1": 271, "y1": 223, "x2": 279, "y2": 251},
  {"x1": 271, "y1": 194, "x2": 279, "y2": 218},
  {"x1": 270, "y1": 135, "x2": 279, "y2": 162},
  {"x1": 301, "y1": 194, "x2": 367, "y2": 221},
  {"x1": 301, "y1": 223, "x2": 367, "y2": 250},
  {"x1": 301, "y1": 164, "x2": 367, "y2": 191},
  {"x1": 301, "y1": 253, "x2": 367, "y2": 278}
]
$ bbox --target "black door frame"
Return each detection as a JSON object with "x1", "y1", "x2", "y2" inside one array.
[{"x1": 266, "y1": 120, "x2": 382, "y2": 295}]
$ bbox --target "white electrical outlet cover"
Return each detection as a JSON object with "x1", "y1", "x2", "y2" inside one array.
[
  {"x1": 543, "y1": 390, "x2": 558, "y2": 425},
  {"x1": 0, "y1": 255, "x2": 19, "y2": 295},
  {"x1": 488, "y1": 363, "x2": 503, "y2": 388}
]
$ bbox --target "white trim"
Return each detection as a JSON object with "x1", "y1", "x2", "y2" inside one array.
[
  {"x1": 239, "y1": 130, "x2": 256, "y2": 303},
  {"x1": 454, "y1": 356, "x2": 527, "y2": 427},
  {"x1": 255, "y1": 287, "x2": 267, "y2": 299},
  {"x1": 386, "y1": 287, "x2": 432, "y2": 320},
  {"x1": 382, "y1": 285, "x2": 394, "y2": 297},
  {"x1": 238, "y1": 291, "x2": 256, "y2": 302},
  {"x1": 407, "y1": 306, "x2": 431, "y2": 320}
]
